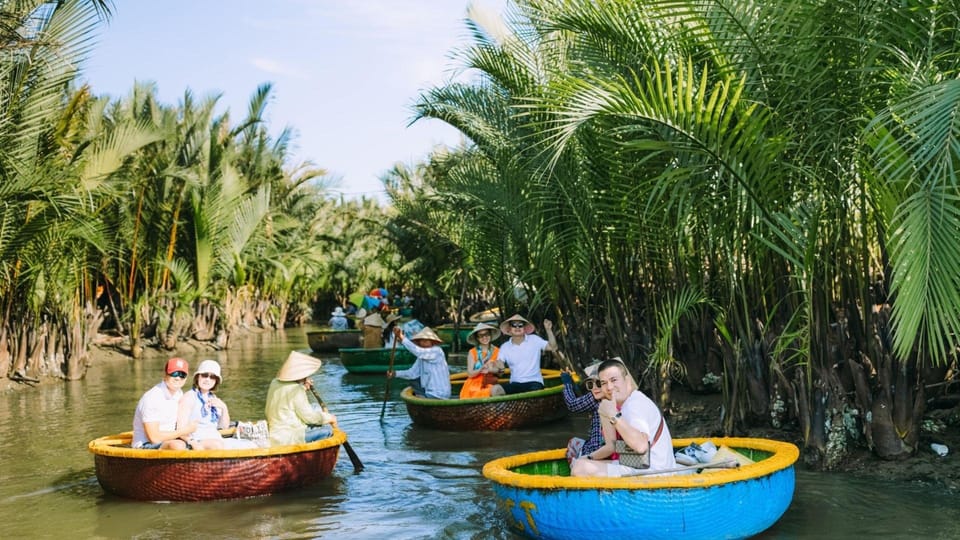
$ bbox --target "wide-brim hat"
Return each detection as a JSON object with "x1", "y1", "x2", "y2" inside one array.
[
  {"x1": 363, "y1": 312, "x2": 386, "y2": 328},
  {"x1": 276, "y1": 351, "x2": 323, "y2": 382},
  {"x1": 411, "y1": 327, "x2": 443, "y2": 345},
  {"x1": 583, "y1": 361, "x2": 602, "y2": 380},
  {"x1": 500, "y1": 314, "x2": 536, "y2": 335},
  {"x1": 385, "y1": 313, "x2": 402, "y2": 325},
  {"x1": 196, "y1": 359, "x2": 222, "y2": 380},
  {"x1": 466, "y1": 322, "x2": 501, "y2": 345},
  {"x1": 331, "y1": 307, "x2": 345, "y2": 316}
]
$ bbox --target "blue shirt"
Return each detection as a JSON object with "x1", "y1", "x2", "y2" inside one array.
[
  {"x1": 329, "y1": 315, "x2": 349, "y2": 330},
  {"x1": 395, "y1": 338, "x2": 451, "y2": 399}
]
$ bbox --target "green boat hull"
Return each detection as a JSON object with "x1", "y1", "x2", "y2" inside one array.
[
  {"x1": 339, "y1": 344, "x2": 451, "y2": 374},
  {"x1": 435, "y1": 324, "x2": 473, "y2": 347}
]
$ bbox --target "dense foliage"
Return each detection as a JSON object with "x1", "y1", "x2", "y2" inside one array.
[
  {"x1": 0, "y1": 1, "x2": 402, "y2": 382},
  {"x1": 6, "y1": 0, "x2": 960, "y2": 468},
  {"x1": 396, "y1": 0, "x2": 960, "y2": 466}
]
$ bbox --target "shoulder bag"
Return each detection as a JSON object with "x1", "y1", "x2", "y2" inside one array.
[{"x1": 614, "y1": 415, "x2": 665, "y2": 469}]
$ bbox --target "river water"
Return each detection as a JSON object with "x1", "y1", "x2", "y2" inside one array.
[{"x1": 1, "y1": 328, "x2": 957, "y2": 539}]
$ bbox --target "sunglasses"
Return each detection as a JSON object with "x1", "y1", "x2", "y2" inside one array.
[
  {"x1": 509, "y1": 322, "x2": 526, "y2": 328},
  {"x1": 168, "y1": 371, "x2": 188, "y2": 379},
  {"x1": 584, "y1": 379, "x2": 602, "y2": 390},
  {"x1": 476, "y1": 332, "x2": 491, "y2": 338},
  {"x1": 198, "y1": 373, "x2": 219, "y2": 380}
]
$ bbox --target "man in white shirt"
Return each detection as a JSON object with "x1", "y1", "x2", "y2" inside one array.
[
  {"x1": 491, "y1": 314, "x2": 557, "y2": 395},
  {"x1": 132, "y1": 358, "x2": 198, "y2": 449}
]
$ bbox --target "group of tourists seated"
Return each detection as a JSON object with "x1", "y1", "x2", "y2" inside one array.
[
  {"x1": 385, "y1": 311, "x2": 682, "y2": 477},
  {"x1": 560, "y1": 358, "x2": 678, "y2": 477},
  {"x1": 130, "y1": 311, "x2": 679, "y2": 479},
  {"x1": 131, "y1": 351, "x2": 338, "y2": 450},
  {"x1": 387, "y1": 313, "x2": 560, "y2": 401}
]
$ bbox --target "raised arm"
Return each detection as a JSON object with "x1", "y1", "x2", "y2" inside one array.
[{"x1": 543, "y1": 319, "x2": 558, "y2": 352}]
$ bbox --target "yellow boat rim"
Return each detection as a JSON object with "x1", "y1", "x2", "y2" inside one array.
[
  {"x1": 482, "y1": 437, "x2": 799, "y2": 490},
  {"x1": 88, "y1": 427, "x2": 348, "y2": 460}
]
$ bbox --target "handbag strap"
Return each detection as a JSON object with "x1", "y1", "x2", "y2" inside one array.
[
  {"x1": 651, "y1": 415, "x2": 665, "y2": 446},
  {"x1": 616, "y1": 414, "x2": 665, "y2": 453}
]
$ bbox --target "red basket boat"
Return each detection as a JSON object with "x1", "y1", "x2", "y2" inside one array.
[{"x1": 88, "y1": 427, "x2": 347, "y2": 502}]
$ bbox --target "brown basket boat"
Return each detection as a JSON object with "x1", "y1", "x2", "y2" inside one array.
[
  {"x1": 88, "y1": 427, "x2": 346, "y2": 502},
  {"x1": 306, "y1": 329, "x2": 361, "y2": 353},
  {"x1": 401, "y1": 369, "x2": 571, "y2": 431}
]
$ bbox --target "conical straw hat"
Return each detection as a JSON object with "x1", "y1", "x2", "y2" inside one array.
[
  {"x1": 363, "y1": 312, "x2": 386, "y2": 328},
  {"x1": 411, "y1": 327, "x2": 443, "y2": 344},
  {"x1": 276, "y1": 351, "x2": 323, "y2": 382},
  {"x1": 499, "y1": 314, "x2": 536, "y2": 335},
  {"x1": 466, "y1": 322, "x2": 501, "y2": 345}
]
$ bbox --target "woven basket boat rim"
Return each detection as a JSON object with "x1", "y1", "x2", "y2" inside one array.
[
  {"x1": 401, "y1": 383, "x2": 565, "y2": 406},
  {"x1": 482, "y1": 437, "x2": 799, "y2": 490},
  {"x1": 88, "y1": 426, "x2": 348, "y2": 460}
]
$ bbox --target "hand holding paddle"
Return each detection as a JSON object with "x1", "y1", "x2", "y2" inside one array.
[
  {"x1": 380, "y1": 331, "x2": 400, "y2": 420},
  {"x1": 307, "y1": 385, "x2": 364, "y2": 473}
]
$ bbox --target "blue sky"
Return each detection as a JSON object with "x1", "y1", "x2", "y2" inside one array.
[{"x1": 81, "y1": 1, "x2": 508, "y2": 201}]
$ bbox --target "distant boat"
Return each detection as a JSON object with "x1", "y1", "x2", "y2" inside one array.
[
  {"x1": 306, "y1": 328, "x2": 361, "y2": 353},
  {"x1": 88, "y1": 428, "x2": 349, "y2": 502},
  {"x1": 467, "y1": 307, "x2": 500, "y2": 324},
  {"x1": 339, "y1": 344, "x2": 451, "y2": 374},
  {"x1": 400, "y1": 369, "x2": 570, "y2": 430},
  {"x1": 483, "y1": 437, "x2": 799, "y2": 540},
  {"x1": 434, "y1": 323, "x2": 473, "y2": 347}
]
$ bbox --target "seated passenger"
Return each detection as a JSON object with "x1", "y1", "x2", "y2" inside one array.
[
  {"x1": 570, "y1": 359, "x2": 676, "y2": 476},
  {"x1": 176, "y1": 359, "x2": 230, "y2": 450},
  {"x1": 329, "y1": 307, "x2": 349, "y2": 330},
  {"x1": 459, "y1": 322, "x2": 503, "y2": 399},
  {"x1": 132, "y1": 358, "x2": 198, "y2": 449},
  {"x1": 561, "y1": 361, "x2": 604, "y2": 463},
  {"x1": 265, "y1": 351, "x2": 338, "y2": 446},
  {"x1": 490, "y1": 314, "x2": 557, "y2": 396},
  {"x1": 382, "y1": 313, "x2": 403, "y2": 348},
  {"x1": 388, "y1": 326, "x2": 451, "y2": 399}
]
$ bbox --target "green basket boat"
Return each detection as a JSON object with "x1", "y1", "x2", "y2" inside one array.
[
  {"x1": 339, "y1": 344, "x2": 452, "y2": 374},
  {"x1": 434, "y1": 323, "x2": 473, "y2": 347},
  {"x1": 401, "y1": 369, "x2": 571, "y2": 430}
]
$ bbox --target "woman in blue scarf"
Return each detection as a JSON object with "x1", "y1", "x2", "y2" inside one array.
[{"x1": 176, "y1": 359, "x2": 231, "y2": 450}]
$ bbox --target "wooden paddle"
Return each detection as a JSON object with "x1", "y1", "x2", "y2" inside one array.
[
  {"x1": 379, "y1": 336, "x2": 399, "y2": 420},
  {"x1": 623, "y1": 459, "x2": 740, "y2": 476},
  {"x1": 308, "y1": 385, "x2": 364, "y2": 473}
]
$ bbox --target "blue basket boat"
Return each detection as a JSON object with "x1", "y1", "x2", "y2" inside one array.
[{"x1": 483, "y1": 437, "x2": 799, "y2": 540}]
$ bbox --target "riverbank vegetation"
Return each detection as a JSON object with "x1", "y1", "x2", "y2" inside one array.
[
  {"x1": 391, "y1": 0, "x2": 960, "y2": 470},
  {"x1": 5, "y1": 0, "x2": 960, "y2": 471},
  {"x1": 0, "y1": 1, "x2": 402, "y2": 380}
]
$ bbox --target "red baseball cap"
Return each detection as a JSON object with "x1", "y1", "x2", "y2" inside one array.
[{"x1": 165, "y1": 357, "x2": 189, "y2": 375}]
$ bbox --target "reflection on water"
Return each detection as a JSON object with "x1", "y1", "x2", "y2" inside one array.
[{"x1": 1, "y1": 327, "x2": 957, "y2": 539}]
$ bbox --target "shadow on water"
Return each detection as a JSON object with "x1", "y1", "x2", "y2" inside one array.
[{"x1": 2, "y1": 328, "x2": 958, "y2": 539}]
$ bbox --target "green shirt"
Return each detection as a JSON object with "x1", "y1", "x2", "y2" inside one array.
[{"x1": 264, "y1": 378, "x2": 334, "y2": 446}]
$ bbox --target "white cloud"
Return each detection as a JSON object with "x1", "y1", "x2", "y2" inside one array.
[{"x1": 250, "y1": 57, "x2": 310, "y2": 80}]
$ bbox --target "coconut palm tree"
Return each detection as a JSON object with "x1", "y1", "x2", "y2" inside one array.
[
  {"x1": 0, "y1": 0, "x2": 164, "y2": 380},
  {"x1": 410, "y1": 0, "x2": 960, "y2": 467}
]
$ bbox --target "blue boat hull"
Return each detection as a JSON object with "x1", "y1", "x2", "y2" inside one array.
[{"x1": 484, "y1": 438, "x2": 798, "y2": 540}]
